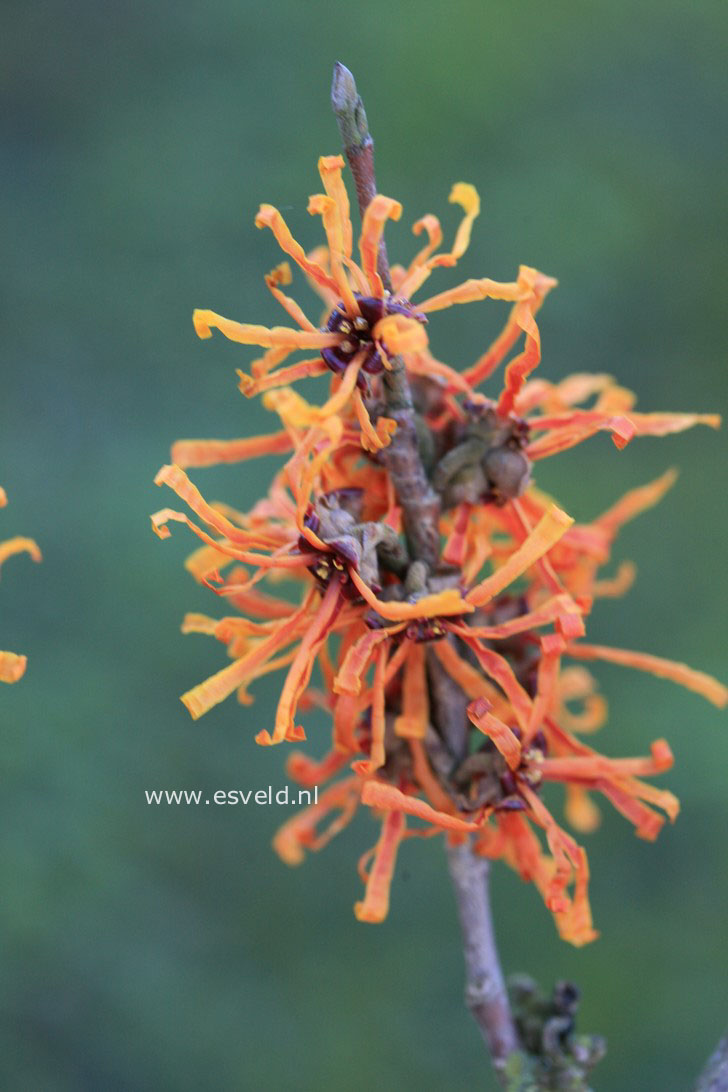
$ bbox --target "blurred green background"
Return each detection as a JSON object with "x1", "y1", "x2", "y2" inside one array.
[{"x1": 2, "y1": 1, "x2": 727, "y2": 1088}]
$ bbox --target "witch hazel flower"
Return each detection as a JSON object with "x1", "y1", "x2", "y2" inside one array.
[
  {"x1": 0, "y1": 487, "x2": 41, "y2": 684},
  {"x1": 153, "y1": 116, "x2": 726, "y2": 951}
]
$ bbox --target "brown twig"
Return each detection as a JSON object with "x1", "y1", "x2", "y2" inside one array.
[
  {"x1": 331, "y1": 61, "x2": 518, "y2": 1081},
  {"x1": 429, "y1": 647, "x2": 518, "y2": 1084},
  {"x1": 331, "y1": 62, "x2": 441, "y2": 568},
  {"x1": 331, "y1": 62, "x2": 390, "y2": 287},
  {"x1": 447, "y1": 841, "x2": 519, "y2": 1084}
]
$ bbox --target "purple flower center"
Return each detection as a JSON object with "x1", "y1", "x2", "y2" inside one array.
[{"x1": 321, "y1": 293, "x2": 426, "y2": 388}]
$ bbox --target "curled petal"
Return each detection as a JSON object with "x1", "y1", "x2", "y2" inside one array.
[
  {"x1": 624, "y1": 777, "x2": 680, "y2": 822},
  {"x1": 554, "y1": 846, "x2": 598, "y2": 947},
  {"x1": 219, "y1": 580, "x2": 299, "y2": 620},
  {"x1": 301, "y1": 244, "x2": 340, "y2": 311},
  {"x1": 255, "y1": 203, "x2": 339, "y2": 294},
  {"x1": 418, "y1": 276, "x2": 526, "y2": 314},
  {"x1": 468, "y1": 697, "x2": 522, "y2": 770},
  {"x1": 409, "y1": 213, "x2": 443, "y2": 268},
  {"x1": 184, "y1": 545, "x2": 231, "y2": 583},
  {"x1": 180, "y1": 591, "x2": 315, "y2": 719},
  {"x1": 181, "y1": 613, "x2": 223, "y2": 636},
  {"x1": 517, "y1": 373, "x2": 614, "y2": 415},
  {"x1": 596, "y1": 469, "x2": 678, "y2": 535},
  {"x1": 462, "y1": 526, "x2": 494, "y2": 587},
  {"x1": 464, "y1": 272, "x2": 556, "y2": 389},
  {"x1": 311, "y1": 357, "x2": 364, "y2": 418},
  {"x1": 252, "y1": 357, "x2": 362, "y2": 419},
  {"x1": 286, "y1": 748, "x2": 351, "y2": 788},
  {"x1": 170, "y1": 431, "x2": 292, "y2": 469},
  {"x1": 359, "y1": 195, "x2": 402, "y2": 296},
  {"x1": 595, "y1": 780, "x2": 667, "y2": 841},
  {"x1": 257, "y1": 580, "x2": 345, "y2": 745},
  {"x1": 348, "y1": 568, "x2": 472, "y2": 621},
  {"x1": 317, "y1": 155, "x2": 353, "y2": 258},
  {"x1": 334, "y1": 627, "x2": 401, "y2": 696},
  {"x1": 361, "y1": 780, "x2": 479, "y2": 832},
  {"x1": 551, "y1": 762, "x2": 630, "y2": 873},
  {"x1": 250, "y1": 346, "x2": 292, "y2": 380},
  {"x1": 238, "y1": 357, "x2": 329, "y2": 398},
  {"x1": 264, "y1": 262, "x2": 316, "y2": 330},
  {"x1": 540, "y1": 739, "x2": 674, "y2": 783},
  {"x1": 558, "y1": 688, "x2": 608, "y2": 735},
  {"x1": 332, "y1": 690, "x2": 366, "y2": 753},
  {"x1": 353, "y1": 644, "x2": 389, "y2": 776},
  {"x1": 367, "y1": 646, "x2": 388, "y2": 773},
  {"x1": 393, "y1": 643, "x2": 428, "y2": 739},
  {"x1": 592, "y1": 561, "x2": 636, "y2": 600},
  {"x1": 432, "y1": 637, "x2": 497, "y2": 703},
  {"x1": 526, "y1": 412, "x2": 637, "y2": 457},
  {"x1": 280, "y1": 416, "x2": 343, "y2": 531},
  {"x1": 520, "y1": 785, "x2": 582, "y2": 910},
  {"x1": 442, "y1": 502, "x2": 472, "y2": 567},
  {"x1": 496, "y1": 810, "x2": 598, "y2": 945},
  {"x1": 526, "y1": 411, "x2": 718, "y2": 460},
  {"x1": 466, "y1": 505, "x2": 573, "y2": 608},
  {"x1": 463, "y1": 593, "x2": 583, "y2": 640},
  {"x1": 565, "y1": 643, "x2": 728, "y2": 708},
  {"x1": 273, "y1": 777, "x2": 361, "y2": 865},
  {"x1": 452, "y1": 633, "x2": 533, "y2": 734},
  {"x1": 441, "y1": 182, "x2": 480, "y2": 263},
  {"x1": 308, "y1": 193, "x2": 359, "y2": 315},
  {"x1": 625, "y1": 410, "x2": 721, "y2": 438},
  {"x1": 509, "y1": 498, "x2": 569, "y2": 599},
  {"x1": 565, "y1": 785, "x2": 602, "y2": 834},
  {"x1": 496, "y1": 269, "x2": 558, "y2": 417},
  {"x1": 154, "y1": 464, "x2": 284, "y2": 548},
  {"x1": 0, "y1": 536, "x2": 42, "y2": 570},
  {"x1": 524, "y1": 634, "x2": 567, "y2": 744},
  {"x1": 262, "y1": 387, "x2": 331, "y2": 432},
  {"x1": 398, "y1": 184, "x2": 480, "y2": 298},
  {"x1": 0, "y1": 651, "x2": 27, "y2": 683},
  {"x1": 353, "y1": 392, "x2": 397, "y2": 452},
  {"x1": 373, "y1": 313, "x2": 428, "y2": 355},
  {"x1": 354, "y1": 809, "x2": 406, "y2": 923},
  {"x1": 594, "y1": 383, "x2": 636, "y2": 414},
  {"x1": 152, "y1": 505, "x2": 306, "y2": 568},
  {"x1": 193, "y1": 309, "x2": 339, "y2": 351},
  {"x1": 407, "y1": 738, "x2": 458, "y2": 815}
]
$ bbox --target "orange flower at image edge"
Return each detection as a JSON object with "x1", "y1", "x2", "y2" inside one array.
[
  {"x1": 0, "y1": 487, "x2": 41, "y2": 684},
  {"x1": 153, "y1": 155, "x2": 726, "y2": 946}
]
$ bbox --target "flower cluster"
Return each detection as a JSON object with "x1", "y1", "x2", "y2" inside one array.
[
  {"x1": 0, "y1": 488, "x2": 41, "y2": 684},
  {"x1": 154, "y1": 156, "x2": 725, "y2": 944}
]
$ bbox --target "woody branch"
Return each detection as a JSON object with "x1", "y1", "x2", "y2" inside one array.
[{"x1": 331, "y1": 61, "x2": 518, "y2": 1083}]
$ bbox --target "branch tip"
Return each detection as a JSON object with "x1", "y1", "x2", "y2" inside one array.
[
  {"x1": 331, "y1": 62, "x2": 371, "y2": 152},
  {"x1": 331, "y1": 62, "x2": 356, "y2": 108}
]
